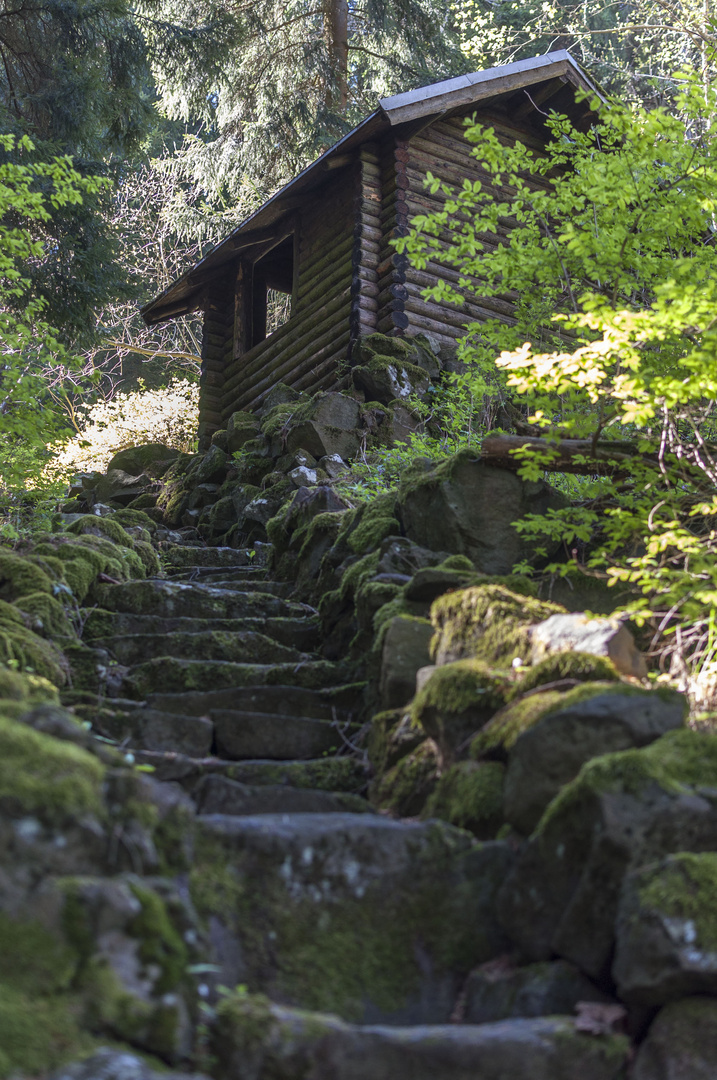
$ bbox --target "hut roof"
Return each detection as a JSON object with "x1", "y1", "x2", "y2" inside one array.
[{"x1": 142, "y1": 50, "x2": 601, "y2": 326}]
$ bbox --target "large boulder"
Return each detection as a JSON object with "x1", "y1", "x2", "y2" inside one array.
[
  {"x1": 498, "y1": 729, "x2": 717, "y2": 981},
  {"x1": 613, "y1": 852, "x2": 717, "y2": 1004},
  {"x1": 211, "y1": 994, "x2": 629, "y2": 1080},
  {"x1": 397, "y1": 452, "x2": 566, "y2": 573},
  {"x1": 502, "y1": 685, "x2": 686, "y2": 835},
  {"x1": 96, "y1": 469, "x2": 154, "y2": 506},
  {"x1": 192, "y1": 813, "x2": 512, "y2": 1024},
  {"x1": 632, "y1": 997, "x2": 717, "y2": 1079},
  {"x1": 106, "y1": 444, "x2": 180, "y2": 478},
  {"x1": 411, "y1": 660, "x2": 509, "y2": 766}
]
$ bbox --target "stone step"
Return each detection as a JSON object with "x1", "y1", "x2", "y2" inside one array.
[
  {"x1": 212, "y1": 709, "x2": 360, "y2": 760},
  {"x1": 145, "y1": 684, "x2": 362, "y2": 722},
  {"x1": 82, "y1": 611, "x2": 321, "y2": 653},
  {"x1": 167, "y1": 578, "x2": 291, "y2": 596},
  {"x1": 94, "y1": 579, "x2": 314, "y2": 620},
  {"x1": 167, "y1": 565, "x2": 272, "y2": 583},
  {"x1": 132, "y1": 751, "x2": 369, "y2": 794},
  {"x1": 192, "y1": 774, "x2": 373, "y2": 815},
  {"x1": 92, "y1": 706, "x2": 214, "y2": 757},
  {"x1": 211, "y1": 998, "x2": 629, "y2": 1080},
  {"x1": 193, "y1": 814, "x2": 513, "y2": 1024},
  {"x1": 159, "y1": 545, "x2": 258, "y2": 568},
  {"x1": 119, "y1": 658, "x2": 351, "y2": 699},
  {"x1": 89, "y1": 630, "x2": 312, "y2": 667}
]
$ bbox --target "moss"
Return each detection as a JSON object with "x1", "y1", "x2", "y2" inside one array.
[
  {"x1": 132, "y1": 539, "x2": 161, "y2": 577},
  {"x1": 0, "y1": 715, "x2": 104, "y2": 819},
  {"x1": 0, "y1": 984, "x2": 91, "y2": 1078},
  {"x1": 369, "y1": 739, "x2": 440, "y2": 817},
  {"x1": 638, "y1": 853, "x2": 717, "y2": 950},
  {"x1": 339, "y1": 550, "x2": 380, "y2": 600},
  {"x1": 297, "y1": 511, "x2": 345, "y2": 562},
  {"x1": 512, "y1": 651, "x2": 621, "y2": 697},
  {"x1": 66, "y1": 514, "x2": 137, "y2": 546},
  {"x1": 0, "y1": 552, "x2": 54, "y2": 602},
  {"x1": 346, "y1": 494, "x2": 400, "y2": 555},
  {"x1": 16, "y1": 591, "x2": 75, "y2": 639},
  {"x1": 470, "y1": 690, "x2": 566, "y2": 759},
  {"x1": 223, "y1": 756, "x2": 368, "y2": 793},
  {"x1": 429, "y1": 584, "x2": 564, "y2": 668},
  {"x1": 128, "y1": 884, "x2": 188, "y2": 994},
  {"x1": 540, "y1": 727, "x2": 717, "y2": 832},
  {"x1": 0, "y1": 604, "x2": 69, "y2": 684},
  {"x1": 0, "y1": 666, "x2": 58, "y2": 703},
  {"x1": 367, "y1": 709, "x2": 424, "y2": 775},
  {"x1": 423, "y1": 761, "x2": 505, "y2": 837},
  {"x1": 411, "y1": 659, "x2": 510, "y2": 724},
  {"x1": 194, "y1": 808, "x2": 490, "y2": 1022},
  {"x1": 113, "y1": 508, "x2": 157, "y2": 532},
  {"x1": 436, "y1": 554, "x2": 475, "y2": 572},
  {"x1": 371, "y1": 595, "x2": 420, "y2": 650}
]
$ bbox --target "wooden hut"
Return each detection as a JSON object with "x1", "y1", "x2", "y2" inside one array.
[{"x1": 141, "y1": 51, "x2": 600, "y2": 446}]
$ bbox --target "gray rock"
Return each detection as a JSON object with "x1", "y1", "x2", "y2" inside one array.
[
  {"x1": 613, "y1": 852, "x2": 717, "y2": 1004},
  {"x1": 95, "y1": 707, "x2": 213, "y2": 756},
  {"x1": 192, "y1": 444, "x2": 228, "y2": 485},
  {"x1": 212, "y1": 710, "x2": 357, "y2": 760},
  {"x1": 353, "y1": 359, "x2": 431, "y2": 404},
  {"x1": 498, "y1": 730, "x2": 717, "y2": 982},
  {"x1": 463, "y1": 958, "x2": 612, "y2": 1024},
  {"x1": 96, "y1": 469, "x2": 153, "y2": 506},
  {"x1": 376, "y1": 536, "x2": 450, "y2": 577},
  {"x1": 106, "y1": 444, "x2": 180, "y2": 477},
  {"x1": 49, "y1": 1047, "x2": 209, "y2": 1080},
  {"x1": 632, "y1": 997, "x2": 717, "y2": 1079},
  {"x1": 227, "y1": 410, "x2": 261, "y2": 454},
  {"x1": 503, "y1": 687, "x2": 686, "y2": 835},
  {"x1": 284, "y1": 484, "x2": 349, "y2": 535},
  {"x1": 286, "y1": 393, "x2": 362, "y2": 460},
  {"x1": 195, "y1": 814, "x2": 513, "y2": 1023},
  {"x1": 211, "y1": 996, "x2": 629, "y2": 1080},
  {"x1": 319, "y1": 453, "x2": 348, "y2": 478},
  {"x1": 192, "y1": 774, "x2": 373, "y2": 815},
  {"x1": 531, "y1": 613, "x2": 647, "y2": 679},
  {"x1": 379, "y1": 616, "x2": 434, "y2": 709},
  {"x1": 398, "y1": 453, "x2": 565, "y2": 573}
]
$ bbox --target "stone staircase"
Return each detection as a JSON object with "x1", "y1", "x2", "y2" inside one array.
[{"x1": 69, "y1": 540, "x2": 629, "y2": 1080}]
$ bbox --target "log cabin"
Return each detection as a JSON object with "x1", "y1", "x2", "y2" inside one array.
[{"x1": 141, "y1": 51, "x2": 601, "y2": 447}]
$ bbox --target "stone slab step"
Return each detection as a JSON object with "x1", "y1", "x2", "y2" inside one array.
[
  {"x1": 93, "y1": 707, "x2": 213, "y2": 757},
  {"x1": 160, "y1": 546, "x2": 257, "y2": 568},
  {"x1": 82, "y1": 611, "x2": 321, "y2": 652},
  {"x1": 90, "y1": 630, "x2": 311, "y2": 667},
  {"x1": 145, "y1": 684, "x2": 362, "y2": 721},
  {"x1": 192, "y1": 774, "x2": 372, "y2": 815},
  {"x1": 94, "y1": 579, "x2": 314, "y2": 620},
  {"x1": 211, "y1": 998, "x2": 629, "y2": 1080},
  {"x1": 132, "y1": 751, "x2": 369, "y2": 793},
  {"x1": 169, "y1": 578, "x2": 292, "y2": 596},
  {"x1": 212, "y1": 709, "x2": 360, "y2": 760},
  {"x1": 119, "y1": 658, "x2": 350, "y2": 699},
  {"x1": 193, "y1": 814, "x2": 513, "y2": 1024}
]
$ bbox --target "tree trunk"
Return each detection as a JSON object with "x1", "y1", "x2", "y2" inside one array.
[{"x1": 325, "y1": 0, "x2": 348, "y2": 111}]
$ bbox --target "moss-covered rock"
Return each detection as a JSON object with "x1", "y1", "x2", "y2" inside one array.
[
  {"x1": 0, "y1": 552, "x2": 54, "y2": 602},
  {"x1": 423, "y1": 761, "x2": 505, "y2": 839},
  {"x1": 368, "y1": 709, "x2": 424, "y2": 776},
  {"x1": 633, "y1": 996, "x2": 717, "y2": 1080},
  {"x1": 0, "y1": 714, "x2": 104, "y2": 821},
  {"x1": 498, "y1": 728, "x2": 717, "y2": 980},
  {"x1": 369, "y1": 738, "x2": 440, "y2": 817},
  {"x1": 614, "y1": 852, "x2": 717, "y2": 1003},
  {"x1": 411, "y1": 660, "x2": 510, "y2": 766},
  {"x1": 512, "y1": 651, "x2": 621, "y2": 696},
  {"x1": 430, "y1": 583, "x2": 564, "y2": 668},
  {"x1": 192, "y1": 814, "x2": 512, "y2": 1024}
]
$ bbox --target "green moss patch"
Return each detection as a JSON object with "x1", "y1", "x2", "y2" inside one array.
[
  {"x1": 369, "y1": 739, "x2": 440, "y2": 817},
  {"x1": 128, "y1": 885, "x2": 188, "y2": 995},
  {"x1": 470, "y1": 690, "x2": 565, "y2": 759},
  {"x1": 540, "y1": 727, "x2": 717, "y2": 831},
  {"x1": 513, "y1": 652, "x2": 621, "y2": 697},
  {"x1": 0, "y1": 715, "x2": 104, "y2": 819},
  {"x1": 345, "y1": 494, "x2": 400, "y2": 555},
  {"x1": 638, "y1": 853, "x2": 717, "y2": 951},
  {"x1": 0, "y1": 553, "x2": 54, "y2": 602},
  {"x1": 411, "y1": 660, "x2": 510, "y2": 725},
  {"x1": 423, "y1": 760, "x2": 505, "y2": 837}
]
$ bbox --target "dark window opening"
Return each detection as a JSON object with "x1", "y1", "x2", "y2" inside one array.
[{"x1": 251, "y1": 235, "x2": 294, "y2": 346}]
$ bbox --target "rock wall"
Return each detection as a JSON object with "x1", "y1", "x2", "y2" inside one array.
[{"x1": 0, "y1": 334, "x2": 714, "y2": 1078}]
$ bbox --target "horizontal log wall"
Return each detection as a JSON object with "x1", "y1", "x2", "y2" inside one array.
[
  {"x1": 198, "y1": 281, "x2": 234, "y2": 448},
  {"x1": 220, "y1": 176, "x2": 355, "y2": 419},
  {"x1": 399, "y1": 108, "x2": 549, "y2": 347},
  {"x1": 349, "y1": 143, "x2": 381, "y2": 352}
]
